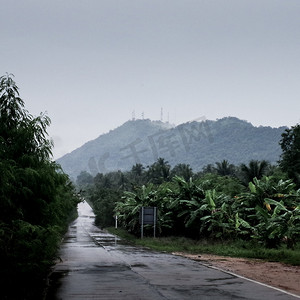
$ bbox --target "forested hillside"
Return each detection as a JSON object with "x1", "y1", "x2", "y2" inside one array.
[{"x1": 57, "y1": 117, "x2": 286, "y2": 180}]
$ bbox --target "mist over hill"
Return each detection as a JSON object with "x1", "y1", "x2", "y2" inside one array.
[{"x1": 56, "y1": 117, "x2": 287, "y2": 180}]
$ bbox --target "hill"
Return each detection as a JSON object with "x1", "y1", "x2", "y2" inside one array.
[{"x1": 56, "y1": 117, "x2": 287, "y2": 180}]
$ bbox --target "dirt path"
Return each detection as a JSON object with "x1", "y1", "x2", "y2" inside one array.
[{"x1": 174, "y1": 252, "x2": 300, "y2": 297}]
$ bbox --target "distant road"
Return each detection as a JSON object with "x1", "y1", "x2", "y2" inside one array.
[{"x1": 46, "y1": 202, "x2": 299, "y2": 300}]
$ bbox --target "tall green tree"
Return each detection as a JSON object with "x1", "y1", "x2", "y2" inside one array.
[
  {"x1": 76, "y1": 171, "x2": 94, "y2": 187},
  {"x1": 215, "y1": 160, "x2": 236, "y2": 176},
  {"x1": 170, "y1": 163, "x2": 193, "y2": 181},
  {"x1": 240, "y1": 160, "x2": 269, "y2": 184},
  {"x1": 0, "y1": 74, "x2": 52, "y2": 162},
  {"x1": 0, "y1": 74, "x2": 79, "y2": 298},
  {"x1": 147, "y1": 158, "x2": 171, "y2": 184},
  {"x1": 129, "y1": 163, "x2": 146, "y2": 186},
  {"x1": 279, "y1": 124, "x2": 300, "y2": 186}
]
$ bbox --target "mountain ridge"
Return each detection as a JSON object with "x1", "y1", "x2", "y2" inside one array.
[{"x1": 56, "y1": 117, "x2": 287, "y2": 180}]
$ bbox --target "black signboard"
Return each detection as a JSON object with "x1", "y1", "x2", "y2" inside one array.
[
  {"x1": 139, "y1": 207, "x2": 156, "y2": 225},
  {"x1": 139, "y1": 207, "x2": 157, "y2": 238}
]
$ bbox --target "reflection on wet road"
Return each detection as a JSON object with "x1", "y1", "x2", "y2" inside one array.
[{"x1": 46, "y1": 201, "x2": 298, "y2": 300}]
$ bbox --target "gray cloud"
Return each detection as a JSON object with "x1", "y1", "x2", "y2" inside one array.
[{"x1": 1, "y1": 0, "x2": 300, "y2": 159}]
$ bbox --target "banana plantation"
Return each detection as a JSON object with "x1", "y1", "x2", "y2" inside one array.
[
  {"x1": 83, "y1": 145, "x2": 300, "y2": 250},
  {"x1": 115, "y1": 175, "x2": 299, "y2": 249}
]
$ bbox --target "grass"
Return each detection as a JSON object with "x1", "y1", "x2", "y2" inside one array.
[{"x1": 106, "y1": 227, "x2": 300, "y2": 266}]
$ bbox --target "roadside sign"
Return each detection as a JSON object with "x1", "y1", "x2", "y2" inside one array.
[{"x1": 139, "y1": 207, "x2": 157, "y2": 238}]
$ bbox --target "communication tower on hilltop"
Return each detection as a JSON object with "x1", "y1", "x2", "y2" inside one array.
[
  {"x1": 132, "y1": 110, "x2": 135, "y2": 121},
  {"x1": 160, "y1": 107, "x2": 163, "y2": 122}
]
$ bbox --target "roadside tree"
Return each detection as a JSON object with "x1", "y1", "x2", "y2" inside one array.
[{"x1": 279, "y1": 124, "x2": 300, "y2": 187}]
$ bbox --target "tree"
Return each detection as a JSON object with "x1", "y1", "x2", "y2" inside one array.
[
  {"x1": 279, "y1": 124, "x2": 300, "y2": 186},
  {"x1": 201, "y1": 164, "x2": 216, "y2": 175},
  {"x1": 0, "y1": 74, "x2": 79, "y2": 298},
  {"x1": 147, "y1": 158, "x2": 171, "y2": 184},
  {"x1": 240, "y1": 160, "x2": 269, "y2": 184},
  {"x1": 0, "y1": 74, "x2": 52, "y2": 162},
  {"x1": 215, "y1": 160, "x2": 236, "y2": 176},
  {"x1": 170, "y1": 163, "x2": 193, "y2": 181},
  {"x1": 131, "y1": 163, "x2": 145, "y2": 177},
  {"x1": 76, "y1": 171, "x2": 94, "y2": 187},
  {"x1": 129, "y1": 163, "x2": 146, "y2": 186}
]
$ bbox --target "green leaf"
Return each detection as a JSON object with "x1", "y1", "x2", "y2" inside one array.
[
  {"x1": 265, "y1": 198, "x2": 288, "y2": 212},
  {"x1": 200, "y1": 215, "x2": 211, "y2": 221},
  {"x1": 249, "y1": 182, "x2": 256, "y2": 193}
]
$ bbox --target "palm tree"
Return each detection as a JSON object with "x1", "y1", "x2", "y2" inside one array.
[
  {"x1": 130, "y1": 163, "x2": 145, "y2": 185},
  {"x1": 147, "y1": 158, "x2": 170, "y2": 184},
  {"x1": 201, "y1": 164, "x2": 216, "y2": 175},
  {"x1": 240, "y1": 160, "x2": 269, "y2": 184},
  {"x1": 215, "y1": 160, "x2": 236, "y2": 176},
  {"x1": 170, "y1": 163, "x2": 193, "y2": 181},
  {"x1": 131, "y1": 163, "x2": 144, "y2": 176}
]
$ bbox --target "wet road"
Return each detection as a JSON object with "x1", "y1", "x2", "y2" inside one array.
[{"x1": 47, "y1": 201, "x2": 299, "y2": 300}]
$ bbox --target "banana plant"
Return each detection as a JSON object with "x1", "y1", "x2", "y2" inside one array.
[
  {"x1": 255, "y1": 197, "x2": 300, "y2": 248},
  {"x1": 115, "y1": 183, "x2": 175, "y2": 235},
  {"x1": 244, "y1": 177, "x2": 300, "y2": 248},
  {"x1": 199, "y1": 190, "x2": 237, "y2": 238},
  {"x1": 179, "y1": 188, "x2": 235, "y2": 239}
]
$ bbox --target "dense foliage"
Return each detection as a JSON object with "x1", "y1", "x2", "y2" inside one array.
[
  {"x1": 279, "y1": 124, "x2": 300, "y2": 187},
  {"x1": 83, "y1": 155, "x2": 299, "y2": 250},
  {"x1": 0, "y1": 74, "x2": 80, "y2": 299}
]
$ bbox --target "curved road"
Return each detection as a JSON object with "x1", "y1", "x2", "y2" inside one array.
[{"x1": 46, "y1": 201, "x2": 299, "y2": 300}]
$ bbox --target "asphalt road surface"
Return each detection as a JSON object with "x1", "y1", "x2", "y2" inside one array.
[{"x1": 46, "y1": 201, "x2": 299, "y2": 300}]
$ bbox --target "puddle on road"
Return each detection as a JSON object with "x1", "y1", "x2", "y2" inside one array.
[
  {"x1": 81, "y1": 264, "x2": 131, "y2": 274},
  {"x1": 93, "y1": 236, "x2": 120, "y2": 247},
  {"x1": 130, "y1": 263, "x2": 149, "y2": 268},
  {"x1": 63, "y1": 235, "x2": 77, "y2": 243}
]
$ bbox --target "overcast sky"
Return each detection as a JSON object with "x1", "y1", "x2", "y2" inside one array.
[{"x1": 1, "y1": 0, "x2": 300, "y2": 159}]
